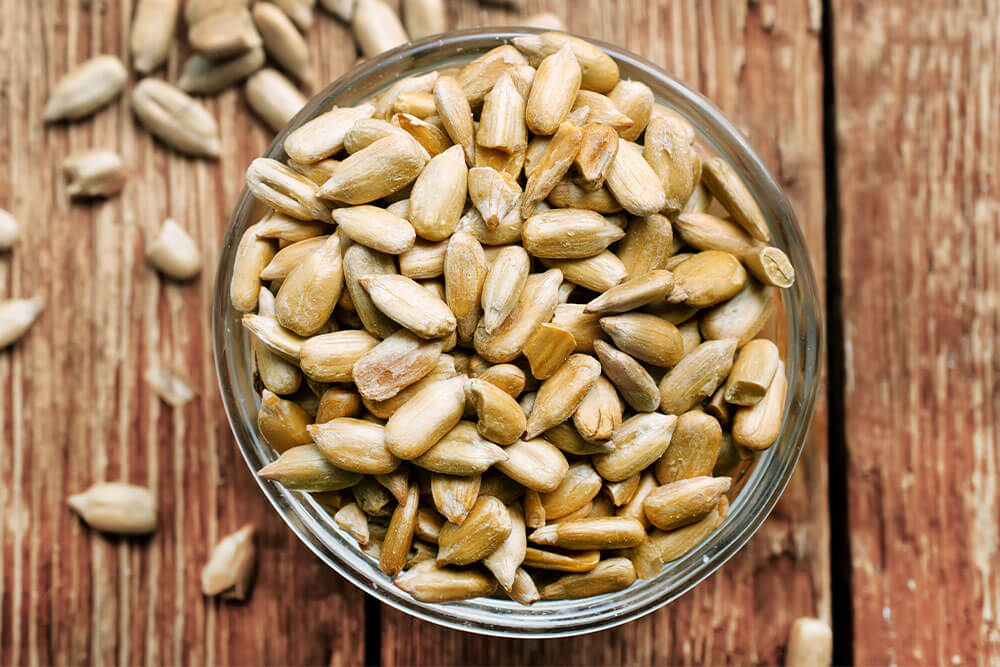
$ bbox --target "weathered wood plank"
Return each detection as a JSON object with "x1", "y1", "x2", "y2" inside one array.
[
  {"x1": 380, "y1": 1, "x2": 829, "y2": 662},
  {"x1": 0, "y1": 1, "x2": 364, "y2": 664},
  {"x1": 833, "y1": 2, "x2": 1000, "y2": 664}
]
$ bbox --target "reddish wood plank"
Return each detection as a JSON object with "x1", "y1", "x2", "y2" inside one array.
[
  {"x1": 380, "y1": 0, "x2": 829, "y2": 663},
  {"x1": 834, "y1": 2, "x2": 1000, "y2": 664},
  {"x1": 0, "y1": 1, "x2": 364, "y2": 664}
]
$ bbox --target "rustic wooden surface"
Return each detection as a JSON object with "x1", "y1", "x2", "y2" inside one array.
[
  {"x1": 0, "y1": 0, "x2": 992, "y2": 664},
  {"x1": 833, "y1": 1, "x2": 1000, "y2": 665}
]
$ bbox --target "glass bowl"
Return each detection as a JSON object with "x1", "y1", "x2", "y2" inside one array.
[{"x1": 213, "y1": 27, "x2": 823, "y2": 638}]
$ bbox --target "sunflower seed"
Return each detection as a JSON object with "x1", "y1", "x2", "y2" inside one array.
[
  {"x1": 431, "y1": 473, "x2": 481, "y2": 524},
  {"x1": 394, "y1": 560, "x2": 497, "y2": 602},
  {"x1": 145, "y1": 219, "x2": 201, "y2": 280},
  {"x1": 63, "y1": 150, "x2": 126, "y2": 198},
  {"x1": 513, "y1": 32, "x2": 619, "y2": 93},
  {"x1": 381, "y1": 484, "x2": 419, "y2": 576},
  {"x1": 437, "y1": 495, "x2": 512, "y2": 565},
  {"x1": 274, "y1": 232, "x2": 343, "y2": 335},
  {"x1": 179, "y1": 47, "x2": 266, "y2": 93},
  {"x1": 467, "y1": 378, "x2": 526, "y2": 445},
  {"x1": 539, "y1": 556, "x2": 635, "y2": 600},
  {"x1": 319, "y1": 135, "x2": 428, "y2": 204},
  {"x1": 361, "y1": 274, "x2": 456, "y2": 339},
  {"x1": 284, "y1": 104, "x2": 377, "y2": 163},
  {"x1": 655, "y1": 411, "x2": 723, "y2": 484},
  {"x1": 495, "y1": 438, "x2": 569, "y2": 493},
  {"x1": 571, "y1": 91, "x2": 633, "y2": 132},
  {"x1": 68, "y1": 482, "x2": 157, "y2": 535},
  {"x1": 253, "y1": 2, "x2": 311, "y2": 83},
  {"x1": 572, "y1": 375, "x2": 622, "y2": 443},
  {"x1": 732, "y1": 360, "x2": 787, "y2": 450},
  {"x1": 658, "y1": 338, "x2": 738, "y2": 415},
  {"x1": 593, "y1": 412, "x2": 677, "y2": 482},
  {"x1": 525, "y1": 354, "x2": 601, "y2": 438},
  {"x1": 43, "y1": 55, "x2": 127, "y2": 121},
  {"x1": 352, "y1": 329, "x2": 444, "y2": 401},
  {"x1": 724, "y1": 338, "x2": 780, "y2": 406},
  {"x1": 132, "y1": 79, "x2": 222, "y2": 157},
  {"x1": 245, "y1": 68, "x2": 307, "y2": 131},
  {"x1": 585, "y1": 269, "x2": 675, "y2": 314},
  {"x1": 525, "y1": 43, "x2": 581, "y2": 136},
  {"x1": 353, "y1": 0, "x2": 408, "y2": 58},
  {"x1": 671, "y1": 250, "x2": 747, "y2": 307},
  {"x1": 188, "y1": 8, "x2": 262, "y2": 59},
  {"x1": 411, "y1": 421, "x2": 507, "y2": 474},
  {"x1": 523, "y1": 546, "x2": 600, "y2": 572},
  {"x1": 385, "y1": 376, "x2": 465, "y2": 459},
  {"x1": 333, "y1": 205, "x2": 416, "y2": 255},
  {"x1": 201, "y1": 525, "x2": 256, "y2": 599},
  {"x1": 599, "y1": 313, "x2": 684, "y2": 367},
  {"x1": 257, "y1": 389, "x2": 312, "y2": 452}
]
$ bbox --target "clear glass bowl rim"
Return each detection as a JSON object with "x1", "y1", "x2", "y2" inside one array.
[{"x1": 212, "y1": 27, "x2": 824, "y2": 638}]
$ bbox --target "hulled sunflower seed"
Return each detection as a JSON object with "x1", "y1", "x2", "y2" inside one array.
[
  {"x1": 361, "y1": 274, "x2": 456, "y2": 339},
  {"x1": 479, "y1": 245, "x2": 530, "y2": 333},
  {"x1": 658, "y1": 338, "x2": 738, "y2": 415},
  {"x1": 520, "y1": 120, "x2": 583, "y2": 217},
  {"x1": 253, "y1": 2, "x2": 311, "y2": 83},
  {"x1": 643, "y1": 114, "x2": 701, "y2": 212},
  {"x1": 571, "y1": 91, "x2": 633, "y2": 131},
  {"x1": 673, "y1": 211, "x2": 761, "y2": 258},
  {"x1": 513, "y1": 32, "x2": 619, "y2": 93},
  {"x1": 179, "y1": 47, "x2": 266, "y2": 94},
  {"x1": 299, "y1": 330, "x2": 378, "y2": 382},
  {"x1": 145, "y1": 219, "x2": 201, "y2": 280},
  {"x1": 542, "y1": 251, "x2": 626, "y2": 293},
  {"x1": 431, "y1": 473, "x2": 481, "y2": 524},
  {"x1": 411, "y1": 421, "x2": 507, "y2": 474},
  {"x1": 522, "y1": 322, "x2": 576, "y2": 380},
  {"x1": 131, "y1": 0, "x2": 180, "y2": 74},
  {"x1": 200, "y1": 524, "x2": 256, "y2": 599},
  {"x1": 437, "y1": 495, "x2": 512, "y2": 565},
  {"x1": 617, "y1": 216, "x2": 675, "y2": 283},
  {"x1": 353, "y1": 476, "x2": 393, "y2": 515},
  {"x1": 671, "y1": 250, "x2": 747, "y2": 307},
  {"x1": 530, "y1": 516, "x2": 645, "y2": 550},
  {"x1": 701, "y1": 157, "x2": 770, "y2": 242},
  {"x1": 523, "y1": 546, "x2": 600, "y2": 572},
  {"x1": 616, "y1": 471, "x2": 658, "y2": 527},
  {"x1": 593, "y1": 412, "x2": 677, "y2": 482},
  {"x1": 495, "y1": 438, "x2": 569, "y2": 493},
  {"x1": 539, "y1": 556, "x2": 636, "y2": 600},
  {"x1": 599, "y1": 313, "x2": 684, "y2": 367},
  {"x1": 573, "y1": 375, "x2": 623, "y2": 443},
  {"x1": 699, "y1": 280, "x2": 776, "y2": 346},
  {"x1": 522, "y1": 208, "x2": 624, "y2": 259},
  {"x1": 385, "y1": 376, "x2": 465, "y2": 459},
  {"x1": 477, "y1": 73, "x2": 527, "y2": 154},
  {"x1": 0, "y1": 297, "x2": 42, "y2": 349},
  {"x1": 643, "y1": 476, "x2": 731, "y2": 531},
  {"x1": 352, "y1": 329, "x2": 444, "y2": 401},
  {"x1": 345, "y1": 118, "x2": 419, "y2": 155},
  {"x1": 144, "y1": 362, "x2": 197, "y2": 407},
  {"x1": 655, "y1": 411, "x2": 723, "y2": 485},
  {"x1": 785, "y1": 618, "x2": 834, "y2": 667},
  {"x1": 467, "y1": 378, "x2": 526, "y2": 445},
  {"x1": 456, "y1": 44, "x2": 527, "y2": 107},
  {"x1": 43, "y1": 55, "x2": 127, "y2": 121},
  {"x1": 743, "y1": 246, "x2": 796, "y2": 288},
  {"x1": 732, "y1": 361, "x2": 787, "y2": 450},
  {"x1": 68, "y1": 482, "x2": 157, "y2": 535},
  {"x1": 316, "y1": 386, "x2": 362, "y2": 423},
  {"x1": 539, "y1": 461, "x2": 602, "y2": 520},
  {"x1": 483, "y1": 504, "x2": 526, "y2": 591},
  {"x1": 353, "y1": 0, "x2": 408, "y2": 58},
  {"x1": 543, "y1": 423, "x2": 613, "y2": 457},
  {"x1": 245, "y1": 68, "x2": 307, "y2": 131},
  {"x1": 319, "y1": 135, "x2": 427, "y2": 204},
  {"x1": 335, "y1": 502, "x2": 371, "y2": 545},
  {"x1": 474, "y1": 269, "x2": 563, "y2": 363},
  {"x1": 648, "y1": 495, "x2": 728, "y2": 562},
  {"x1": 433, "y1": 76, "x2": 476, "y2": 165},
  {"x1": 409, "y1": 145, "x2": 468, "y2": 241},
  {"x1": 584, "y1": 269, "x2": 675, "y2": 314},
  {"x1": 63, "y1": 150, "x2": 126, "y2": 199},
  {"x1": 394, "y1": 560, "x2": 497, "y2": 603},
  {"x1": 414, "y1": 505, "x2": 443, "y2": 542},
  {"x1": 547, "y1": 179, "x2": 623, "y2": 213},
  {"x1": 260, "y1": 235, "x2": 329, "y2": 281},
  {"x1": 381, "y1": 484, "x2": 419, "y2": 576},
  {"x1": 468, "y1": 168, "x2": 521, "y2": 230},
  {"x1": 724, "y1": 338, "x2": 780, "y2": 406},
  {"x1": 274, "y1": 232, "x2": 343, "y2": 335},
  {"x1": 0, "y1": 209, "x2": 18, "y2": 250},
  {"x1": 525, "y1": 43, "x2": 581, "y2": 136},
  {"x1": 332, "y1": 205, "x2": 416, "y2": 255},
  {"x1": 132, "y1": 79, "x2": 222, "y2": 157},
  {"x1": 375, "y1": 464, "x2": 410, "y2": 504},
  {"x1": 186, "y1": 0, "x2": 249, "y2": 25},
  {"x1": 395, "y1": 112, "x2": 453, "y2": 156},
  {"x1": 525, "y1": 354, "x2": 601, "y2": 438},
  {"x1": 593, "y1": 339, "x2": 660, "y2": 413},
  {"x1": 574, "y1": 122, "x2": 619, "y2": 191},
  {"x1": 398, "y1": 239, "x2": 446, "y2": 279},
  {"x1": 242, "y1": 313, "x2": 306, "y2": 360},
  {"x1": 257, "y1": 389, "x2": 312, "y2": 452},
  {"x1": 188, "y1": 8, "x2": 262, "y2": 59},
  {"x1": 608, "y1": 79, "x2": 653, "y2": 141},
  {"x1": 284, "y1": 104, "x2": 377, "y2": 163},
  {"x1": 605, "y1": 474, "x2": 641, "y2": 507},
  {"x1": 402, "y1": 0, "x2": 445, "y2": 38},
  {"x1": 474, "y1": 363, "x2": 526, "y2": 399},
  {"x1": 288, "y1": 159, "x2": 341, "y2": 186},
  {"x1": 342, "y1": 244, "x2": 401, "y2": 339},
  {"x1": 309, "y1": 418, "x2": 400, "y2": 474},
  {"x1": 705, "y1": 386, "x2": 731, "y2": 425},
  {"x1": 605, "y1": 139, "x2": 666, "y2": 216}
]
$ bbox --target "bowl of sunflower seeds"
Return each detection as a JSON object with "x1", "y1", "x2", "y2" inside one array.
[{"x1": 214, "y1": 27, "x2": 822, "y2": 636}]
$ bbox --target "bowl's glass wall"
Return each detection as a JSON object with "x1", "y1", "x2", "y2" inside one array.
[{"x1": 213, "y1": 28, "x2": 823, "y2": 637}]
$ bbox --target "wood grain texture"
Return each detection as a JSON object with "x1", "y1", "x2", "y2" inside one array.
[
  {"x1": 380, "y1": 1, "x2": 830, "y2": 663},
  {"x1": 0, "y1": 0, "x2": 832, "y2": 664},
  {"x1": 0, "y1": 1, "x2": 364, "y2": 665},
  {"x1": 834, "y1": 1, "x2": 1000, "y2": 664}
]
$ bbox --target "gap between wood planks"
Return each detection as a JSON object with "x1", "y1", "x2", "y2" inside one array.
[
  {"x1": 821, "y1": 0, "x2": 853, "y2": 663},
  {"x1": 356, "y1": 3, "x2": 853, "y2": 662}
]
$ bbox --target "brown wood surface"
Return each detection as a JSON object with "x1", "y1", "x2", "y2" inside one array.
[
  {"x1": 1, "y1": 0, "x2": 993, "y2": 664},
  {"x1": 834, "y1": 1, "x2": 1000, "y2": 664}
]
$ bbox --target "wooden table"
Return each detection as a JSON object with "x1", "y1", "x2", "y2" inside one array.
[{"x1": 1, "y1": 1, "x2": 996, "y2": 664}]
